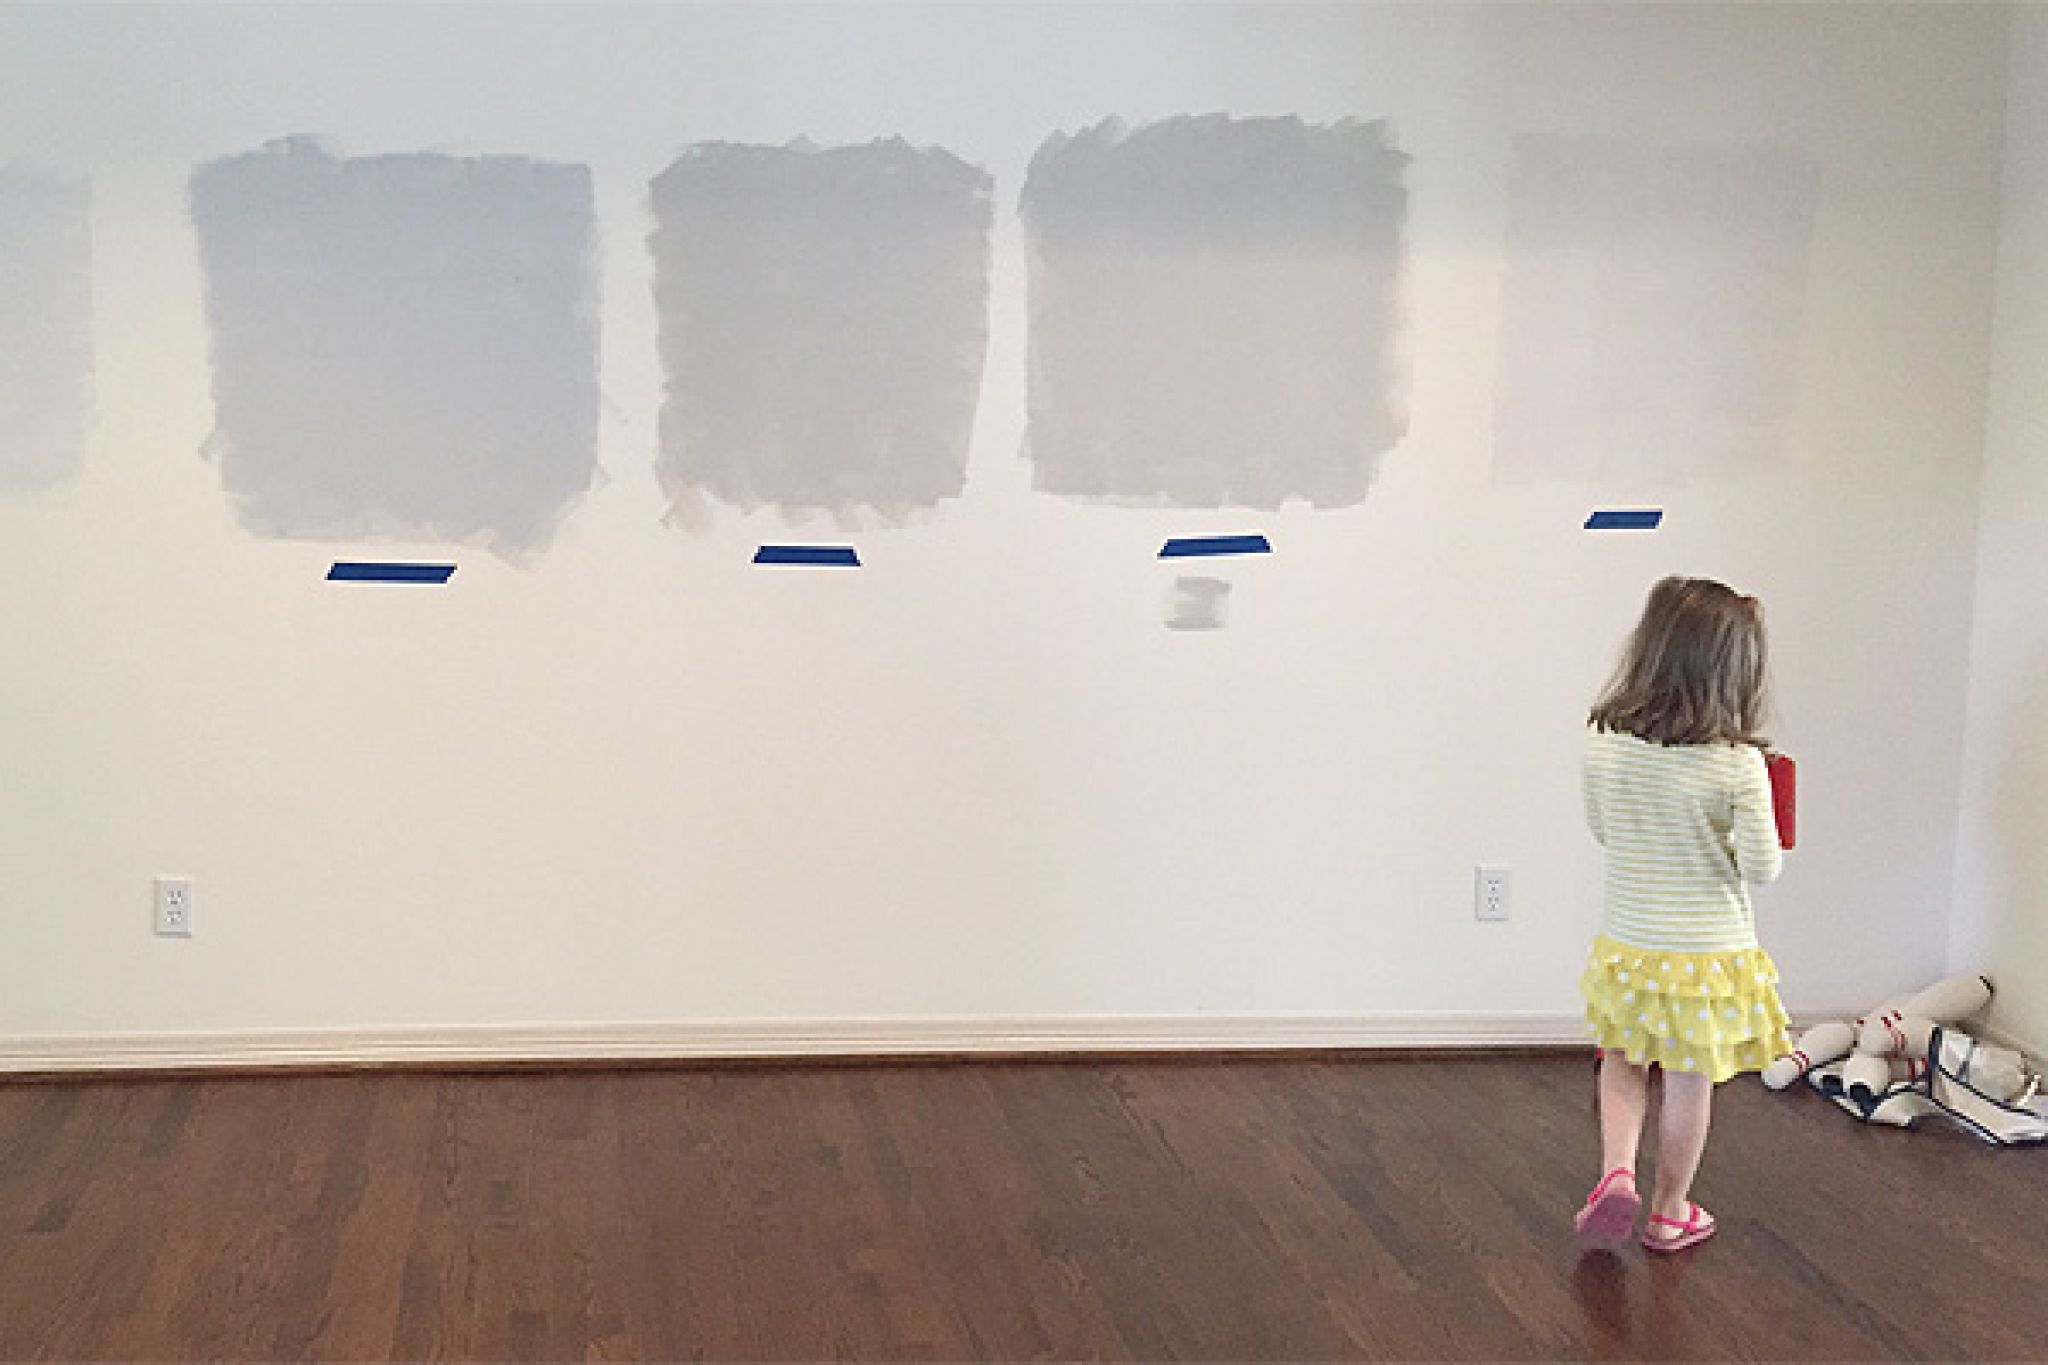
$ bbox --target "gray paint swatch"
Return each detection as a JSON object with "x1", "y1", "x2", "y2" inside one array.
[
  {"x1": 190, "y1": 139, "x2": 600, "y2": 559},
  {"x1": 649, "y1": 139, "x2": 994, "y2": 524},
  {"x1": 1494, "y1": 134, "x2": 1818, "y2": 483},
  {"x1": 0, "y1": 167, "x2": 92, "y2": 494},
  {"x1": 1165, "y1": 576, "x2": 1232, "y2": 631},
  {"x1": 1021, "y1": 115, "x2": 1409, "y2": 509}
]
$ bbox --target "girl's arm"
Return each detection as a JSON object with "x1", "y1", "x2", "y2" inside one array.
[{"x1": 1731, "y1": 747, "x2": 1784, "y2": 884}]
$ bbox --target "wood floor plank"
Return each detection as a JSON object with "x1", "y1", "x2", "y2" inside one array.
[{"x1": 1, "y1": 1055, "x2": 2043, "y2": 1361}]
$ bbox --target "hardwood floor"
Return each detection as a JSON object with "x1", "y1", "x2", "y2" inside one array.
[{"x1": 1, "y1": 1055, "x2": 2043, "y2": 1360}]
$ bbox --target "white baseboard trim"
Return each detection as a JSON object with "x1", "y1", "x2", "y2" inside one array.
[
  {"x1": 0, "y1": 1008, "x2": 1881, "y2": 1077},
  {"x1": 0, "y1": 1012, "x2": 1602, "y2": 1075}
]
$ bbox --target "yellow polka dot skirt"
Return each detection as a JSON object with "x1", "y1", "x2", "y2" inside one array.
[{"x1": 1581, "y1": 934, "x2": 1792, "y2": 1083}]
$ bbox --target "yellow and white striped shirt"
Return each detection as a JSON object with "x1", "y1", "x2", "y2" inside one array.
[{"x1": 1583, "y1": 728, "x2": 1784, "y2": 953}]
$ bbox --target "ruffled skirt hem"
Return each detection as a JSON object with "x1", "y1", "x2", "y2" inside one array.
[{"x1": 1581, "y1": 934, "x2": 1792, "y2": 1083}]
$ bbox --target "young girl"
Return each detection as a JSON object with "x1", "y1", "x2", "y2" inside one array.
[{"x1": 1575, "y1": 576, "x2": 1791, "y2": 1253}]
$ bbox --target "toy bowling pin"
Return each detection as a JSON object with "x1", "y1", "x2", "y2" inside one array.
[
  {"x1": 1843, "y1": 1050, "x2": 1895, "y2": 1103},
  {"x1": 1762, "y1": 1019, "x2": 1855, "y2": 1089},
  {"x1": 1901, "y1": 974, "x2": 1993, "y2": 1022},
  {"x1": 1856, "y1": 976, "x2": 1992, "y2": 1055}
]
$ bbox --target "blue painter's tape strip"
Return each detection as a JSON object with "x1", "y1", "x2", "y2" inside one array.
[
  {"x1": 327, "y1": 561, "x2": 456, "y2": 583},
  {"x1": 1159, "y1": 534, "x2": 1272, "y2": 559},
  {"x1": 1584, "y1": 509, "x2": 1664, "y2": 531},
  {"x1": 754, "y1": 545, "x2": 861, "y2": 567}
]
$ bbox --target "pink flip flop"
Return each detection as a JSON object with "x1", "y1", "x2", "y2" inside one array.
[
  {"x1": 1642, "y1": 1202, "x2": 1717, "y2": 1253},
  {"x1": 1574, "y1": 1168, "x2": 1640, "y2": 1249}
]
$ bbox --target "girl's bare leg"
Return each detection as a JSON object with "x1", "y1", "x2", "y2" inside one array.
[
  {"x1": 1598, "y1": 1051, "x2": 1650, "y2": 1177},
  {"x1": 1648, "y1": 1069, "x2": 1714, "y2": 1233}
]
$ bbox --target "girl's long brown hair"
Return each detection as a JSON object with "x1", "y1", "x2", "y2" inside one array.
[{"x1": 1590, "y1": 576, "x2": 1770, "y2": 747}]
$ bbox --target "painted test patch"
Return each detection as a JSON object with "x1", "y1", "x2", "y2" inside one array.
[
  {"x1": 190, "y1": 139, "x2": 601, "y2": 561},
  {"x1": 1494, "y1": 134, "x2": 1817, "y2": 484},
  {"x1": 649, "y1": 138, "x2": 994, "y2": 527},
  {"x1": 1021, "y1": 115, "x2": 1409, "y2": 509}
]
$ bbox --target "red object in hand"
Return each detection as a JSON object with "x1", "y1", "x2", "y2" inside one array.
[{"x1": 1766, "y1": 752, "x2": 1796, "y2": 849}]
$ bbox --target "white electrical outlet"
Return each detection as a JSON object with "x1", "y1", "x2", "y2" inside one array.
[
  {"x1": 153, "y1": 877, "x2": 194, "y2": 937},
  {"x1": 1475, "y1": 866, "x2": 1510, "y2": 922}
]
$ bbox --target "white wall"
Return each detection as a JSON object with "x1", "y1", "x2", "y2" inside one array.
[
  {"x1": 1954, "y1": 5, "x2": 2048, "y2": 1056},
  {"x1": 0, "y1": 4, "x2": 2013, "y2": 1056}
]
